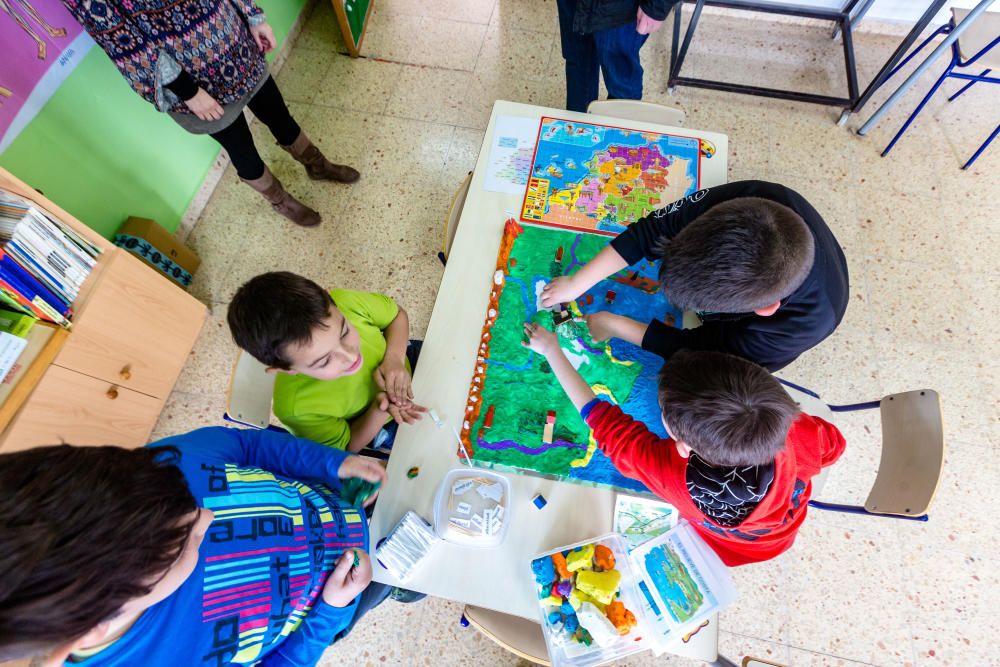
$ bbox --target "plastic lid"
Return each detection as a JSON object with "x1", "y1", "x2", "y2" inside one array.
[{"x1": 432, "y1": 468, "x2": 512, "y2": 548}]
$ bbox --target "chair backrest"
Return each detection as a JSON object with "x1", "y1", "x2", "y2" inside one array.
[
  {"x1": 587, "y1": 99, "x2": 686, "y2": 126},
  {"x1": 951, "y1": 8, "x2": 1000, "y2": 67},
  {"x1": 865, "y1": 389, "x2": 944, "y2": 516},
  {"x1": 443, "y1": 171, "x2": 473, "y2": 260},
  {"x1": 462, "y1": 605, "x2": 551, "y2": 666},
  {"x1": 225, "y1": 349, "x2": 275, "y2": 429}
]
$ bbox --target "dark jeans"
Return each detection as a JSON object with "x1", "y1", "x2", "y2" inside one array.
[
  {"x1": 556, "y1": 0, "x2": 649, "y2": 112},
  {"x1": 335, "y1": 582, "x2": 393, "y2": 640},
  {"x1": 210, "y1": 76, "x2": 301, "y2": 180}
]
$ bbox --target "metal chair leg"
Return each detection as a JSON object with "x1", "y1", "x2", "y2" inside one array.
[
  {"x1": 881, "y1": 65, "x2": 953, "y2": 157},
  {"x1": 948, "y1": 68, "x2": 992, "y2": 100},
  {"x1": 962, "y1": 123, "x2": 1000, "y2": 169}
]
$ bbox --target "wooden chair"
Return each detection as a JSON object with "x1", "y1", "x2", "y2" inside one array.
[
  {"x1": 586, "y1": 99, "x2": 686, "y2": 126},
  {"x1": 438, "y1": 171, "x2": 473, "y2": 265},
  {"x1": 225, "y1": 349, "x2": 276, "y2": 430},
  {"x1": 461, "y1": 605, "x2": 551, "y2": 666},
  {"x1": 779, "y1": 381, "x2": 945, "y2": 520}
]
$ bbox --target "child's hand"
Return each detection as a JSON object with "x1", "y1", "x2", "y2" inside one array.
[
  {"x1": 376, "y1": 392, "x2": 427, "y2": 425},
  {"x1": 338, "y1": 455, "x2": 386, "y2": 493},
  {"x1": 540, "y1": 276, "x2": 582, "y2": 308},
  {"x1": 521, "y1": 322, "x2": 559, "y2": 356},
  {"x1": 375, "y1": 359, "x2": 413, "y2": 405},
  {"x1": 583, "y1": 311, "x2": 619, "y2": 342},
  {"x1": 322, "y1": 549, "x2": 373, "y2": 607}
]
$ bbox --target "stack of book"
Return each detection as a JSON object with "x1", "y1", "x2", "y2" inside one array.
[{"x1": 0, "y1": 191, "x2": 101, "y2": 327}]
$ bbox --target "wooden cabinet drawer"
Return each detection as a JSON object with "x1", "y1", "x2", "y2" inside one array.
[
  {"x1": 55, "y1": 251, "x2": 206, "y2": 398},
  {"x1": 0, "y1": 365, "x2": 161, "y2": 453}
]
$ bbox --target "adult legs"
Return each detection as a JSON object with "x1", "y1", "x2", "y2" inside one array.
[
  {"x1": 211, "y1": 110, "x2": 320, "y2": 226},
  {"x1": 248, "y1": 76, "x2": 360, "y2": 183},
  {"x1": 594, "y1": 22, "x2": 649, "y2": 101},
  {"x1": 556, "y1": 0, "x2": 600, "y2": 112}
]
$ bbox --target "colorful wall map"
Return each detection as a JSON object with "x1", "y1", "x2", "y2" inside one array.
[
  {"x1": 521, "y1": 117, "x2": 707, "y2": 235},
  {"x1": 459, "y1": 220, "x2": 683, "y2": 493}
]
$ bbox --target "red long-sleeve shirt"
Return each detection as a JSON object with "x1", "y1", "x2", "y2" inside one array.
[{"x1": 584, "y1": 400, "x2": 846, "y2": 566}]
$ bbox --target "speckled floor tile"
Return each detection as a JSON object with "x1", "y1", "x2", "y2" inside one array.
[
  {"x1": 717, "y1": 631, "x2": 791, "y2": 665},
  {"x1": 313, "y1": 54, "x2": 404, "y2": 114},
  {"x1": 783, "y1": 516, "x2": 916, "y2": 665},
  {"x1": 274, "y1": 46, "x2": 335, "y2": 105},
  {"x1": 172, "y1": 303, "x2": 240, "y2": 395},
  {"x1": 151, "y1": 391, "x2": 229, "y2": 439}
]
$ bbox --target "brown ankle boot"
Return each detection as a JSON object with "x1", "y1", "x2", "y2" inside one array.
[
  {"x1": 242, "y1": 167, "x2": 321, "y2": 227},
  {"x1": 281, "y1": 132, "x2": 361, "y2": 183}
]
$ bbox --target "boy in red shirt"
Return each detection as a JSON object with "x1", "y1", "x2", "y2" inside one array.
[{"x1": 522, "y1": 322, "x2": 845, "y2": 566}]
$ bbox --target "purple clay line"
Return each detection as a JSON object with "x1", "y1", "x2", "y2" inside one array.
[
  {"x1": 575, "y1": 337, "x2": 604, "y2": 355},
  {"x1": 477, "y1": 437, "x2": 587, "y2": 454},
  {"x1": 566, "y1": 234, "x2": 584, "y2": 273}
]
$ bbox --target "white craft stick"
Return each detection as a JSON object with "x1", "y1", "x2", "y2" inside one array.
[{"x1": 452, "y1": 426, "x2": 473, "y2": 466}]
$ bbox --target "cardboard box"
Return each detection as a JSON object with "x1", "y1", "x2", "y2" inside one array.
[{"x1": 113, "y1": 217, "x2": 201, "y2": 289}]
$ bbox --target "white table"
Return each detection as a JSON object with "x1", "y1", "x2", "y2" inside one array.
[{"x1": 370, "y1": 100, "x2": 739, "y2": 661}]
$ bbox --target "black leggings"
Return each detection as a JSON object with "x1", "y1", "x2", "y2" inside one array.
[{"x1": 210, "y1": 76, "x2": 301, "y2": 180}]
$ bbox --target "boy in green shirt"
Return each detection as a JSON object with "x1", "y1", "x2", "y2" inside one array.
[{"x1": 228, "y1": 272, "x2": 425, "y2": 451}]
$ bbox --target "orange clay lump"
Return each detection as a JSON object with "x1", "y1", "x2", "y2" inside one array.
[
  {"x1": 551, "y1": 552, "x2": 572, "y2": 580},
  {"x1": 593, "y1": 544, "x2": 615, "y2": 570},
  {"x1": 605, "y1": 600, "x2": 637, "y2": 635}
]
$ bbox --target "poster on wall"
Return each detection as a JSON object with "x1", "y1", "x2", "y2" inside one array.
[{"x1": 0, "y1": 0, "x2": 93, "y2": 153}]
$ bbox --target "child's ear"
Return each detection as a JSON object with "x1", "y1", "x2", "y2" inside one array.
[
  {"x1": 42, "y1": 622, "x2": 111, "y2": 667},
  {"x1": 754, "y1": 301, "x2": 781, "y2": 316},
  {"x1": 674, "y1": 440, "x2": 692, "y2": 459}
]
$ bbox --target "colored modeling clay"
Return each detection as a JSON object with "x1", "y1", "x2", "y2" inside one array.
[
  {"x1": 339, "y1": 478, "x2": 380, "y2": 507},
  {"x1": 574, "y1": 627, "x2": 592, "y2": 646},
  {"x1": 565, "y1": 544, "x2": 595, "y2": 572},
  {"x1": 531, "y1": 556, "x2": 556, "y2": 587},
  {"x1": 575, "y1": 569, "x2": 621, "y2": 605},
  {"x1": 543, "y1": 594, "x2": 563, "y2": 608},
  {"x1": 605, "y1": 601, "x2": 637, "y2": 635},
  {"x1": 564, "y1": 612, "x2": 579, "y2": 634},
  {"x1": 551, "y1": 552, "x2": 571, "y2": 580},
  {"x1": 576, "y1": 602, "x2": 619, "y2": 648},
  {"x1": 406, "y1": 466, "x2": 420, "y2": 479},
  {"x1": 569, "y1": 588, "x2": 607, "y2": 613},
  {"x1": 593, "y1": 544, "x2": 616, "y2": 570},
  {"x1": 555, "y1": 580, "x2": 573, "y2": 597},
  {"x1": 547, "y1": 611, "x2": 562, "y2": 625}
]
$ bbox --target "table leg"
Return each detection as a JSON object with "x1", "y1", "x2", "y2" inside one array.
[
  {"x1": 857, "y1": 0, "x2": 997, "y2": 135},
  {"x1": 843, "y1": 0, "x2": 949, "y2": 120}
]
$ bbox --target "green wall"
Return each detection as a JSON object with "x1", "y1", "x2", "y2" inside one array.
[{"x1": 0, "y1": 0, "x2": 310, "y2": 239}]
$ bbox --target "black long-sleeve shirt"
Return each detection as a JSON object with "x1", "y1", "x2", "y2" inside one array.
[{"x1": 610, "y1": 180, "x2": 850, "y2": 371}]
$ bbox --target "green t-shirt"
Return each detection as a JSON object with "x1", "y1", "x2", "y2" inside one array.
[{"x1": 273, "y1": 288, "x2": 407, "y2": 450}]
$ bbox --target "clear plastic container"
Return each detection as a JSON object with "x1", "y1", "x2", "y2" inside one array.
[
  {"x1": 528, "y1": 533, "x2": 650, "y2": 667},
  {"x1": 432, "y1": 468, "x2": 512, "y2": 548}
]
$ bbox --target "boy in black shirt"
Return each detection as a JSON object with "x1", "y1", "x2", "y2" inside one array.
[{"x1": 540, "y1": 180, "x2": 849, "y2": 371}]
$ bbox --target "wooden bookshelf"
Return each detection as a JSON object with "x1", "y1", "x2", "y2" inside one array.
[{"x1": 0, "y1": 167, "x2": 206, "y2": 451}]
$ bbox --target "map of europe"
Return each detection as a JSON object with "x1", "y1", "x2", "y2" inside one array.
[{"x1": 521, "y1": 117, "x2": 706, "y2": 235}]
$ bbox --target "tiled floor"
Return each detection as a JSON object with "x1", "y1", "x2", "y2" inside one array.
[{"x1": 154, "y1": 2, "x2": 1000, "y2": 665}]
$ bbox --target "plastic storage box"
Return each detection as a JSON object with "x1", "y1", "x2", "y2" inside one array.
[
  {"x1": 529, "y1": 533, "x2": 650, "y2": 667},
  {"x1": 432, "y1": 468, "x2": 512, "y2": 548}
]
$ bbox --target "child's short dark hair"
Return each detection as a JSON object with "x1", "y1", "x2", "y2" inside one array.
[
  {"x1": 658, "y1": 197, "x2": 814, "y2": 312},
  {"x1": 659, "y1": 350, "x2": 798, "y2": 467},
  {"x1": 0, "y1": 445, "x2": 197, "y2": 661},
  {"x1": 228, "y1": 271, "x2": 333, "y2": 369}
]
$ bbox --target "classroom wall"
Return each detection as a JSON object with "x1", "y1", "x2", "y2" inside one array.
[{"x1": 0, "y1": 0, "x2": 311, "y2": 239}]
